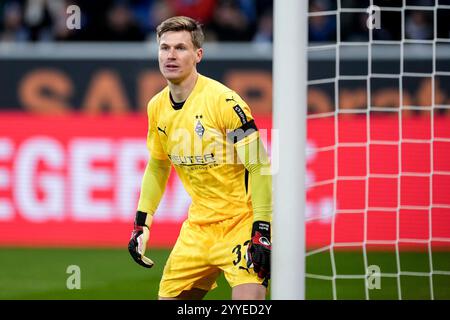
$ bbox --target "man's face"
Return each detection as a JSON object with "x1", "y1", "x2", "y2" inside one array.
[{"x1": 158, "y1": 31, "x2": 203, "y2": 84}]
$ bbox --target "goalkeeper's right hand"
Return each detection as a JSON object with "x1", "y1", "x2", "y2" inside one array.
[{"x1": 128, "y1": 211, "x2": 154, "y2": 268}]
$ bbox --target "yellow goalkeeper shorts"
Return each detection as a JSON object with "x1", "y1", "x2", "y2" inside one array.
[{"x1": 158, "y1": 212, "x2": 266, "y2": 298}]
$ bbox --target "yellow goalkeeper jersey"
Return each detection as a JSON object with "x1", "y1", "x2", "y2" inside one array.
[{"x1": 146, "y1": 74, "x2": 260, "y2": 225}]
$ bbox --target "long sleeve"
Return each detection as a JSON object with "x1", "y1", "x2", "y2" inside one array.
[
  {"x1": 137, "y1": 156, "x2": 171, "y2": 215},
  {"x1": 236, "y1": 137, "x2": 272, "y2": 223}
]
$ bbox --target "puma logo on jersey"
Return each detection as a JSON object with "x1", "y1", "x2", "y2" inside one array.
[
  {"x1": 225, "y1": 96, "x2": 236, "y2": 103},
  {"x1": 157, "y1": 126, "x2": 168, "y2": 136}
]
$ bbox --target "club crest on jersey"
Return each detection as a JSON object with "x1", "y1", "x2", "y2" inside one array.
[{"x1": 195, "y1": 115, "x2": 205, "y2": 138}]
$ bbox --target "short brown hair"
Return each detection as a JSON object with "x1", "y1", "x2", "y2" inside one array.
[{"x1": 156, "y1": 16, "x2": 204, "y2": 49}]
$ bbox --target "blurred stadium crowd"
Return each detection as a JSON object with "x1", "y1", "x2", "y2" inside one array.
[
  {"x1": 311, "y1": 0, "x2": 450, "y2": 42},
  {"x1": 1, "y1": 0, "x2": 449, "y2": 44},
  {"x1": 0, "y1": 0, "x2": 273, "y2": 43}
]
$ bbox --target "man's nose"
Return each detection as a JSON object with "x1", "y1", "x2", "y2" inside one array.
[{"x1": 167, "y1": 48, "x2": 176, "y2": 59}]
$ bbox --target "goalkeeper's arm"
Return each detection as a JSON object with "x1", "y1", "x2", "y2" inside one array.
[
  {"x1": 236, "y1": 136, "x2": 272, "y2": 280},
  {"x1": 128, "y1": 156, "x2": 171, "y2": 268}
]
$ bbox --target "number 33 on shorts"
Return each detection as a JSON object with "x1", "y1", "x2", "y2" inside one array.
[
  {"x1": 232, "y1": 240, "x2": 251, "y2": 271},
  {"x1": 230, "y1": 238, "x2": 269, "y2": 287}
]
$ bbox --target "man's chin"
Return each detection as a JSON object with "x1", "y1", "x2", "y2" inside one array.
[{"x1": 164, "y1": 75, "x2": 183, "y2": 84}]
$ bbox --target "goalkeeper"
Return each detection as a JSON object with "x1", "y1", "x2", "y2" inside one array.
[{"x1": 128, "y1": 16, "x2": 272, "y2": 300}]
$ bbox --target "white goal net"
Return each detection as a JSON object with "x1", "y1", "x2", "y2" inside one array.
[{"x1": 304, "y1": 0, "x2": 450, "y2": 300}]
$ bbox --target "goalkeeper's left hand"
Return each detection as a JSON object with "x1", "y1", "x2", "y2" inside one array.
[
  {"x1": 247, "y1": 221, "x2": 271, "y2": 280},
  {"x1": 128, "y1": 211, "x2": 154, "y2": 268}
]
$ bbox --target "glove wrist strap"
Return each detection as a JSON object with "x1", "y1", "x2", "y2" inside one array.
[
  {"x1": 135, "y1": 211, "x2": 148, "y2": 227},
  {"x1": 252, "y1": 221, "x2": 271, "y2": 239}
]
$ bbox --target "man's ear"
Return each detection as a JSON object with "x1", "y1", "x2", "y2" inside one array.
[{"x1": 196, "y1": 48, "x2": 203, "y2": 63}]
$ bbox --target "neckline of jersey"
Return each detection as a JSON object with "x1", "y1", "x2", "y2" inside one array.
[
  {"x1": 168, "y1": 74, "x2": 204, "y2": 111},
  {"x1": 169, "y1": 92, "x2": 185, "y2": 110}
]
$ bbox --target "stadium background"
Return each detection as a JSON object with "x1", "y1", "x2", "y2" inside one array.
[{"x1": 0, "y1": 0, "x2": 449, "y2": 299}]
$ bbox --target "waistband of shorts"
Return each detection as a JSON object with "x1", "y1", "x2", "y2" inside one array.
[{"x1": 186, "y1": 210, "x2": 253, "y2": 228}]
